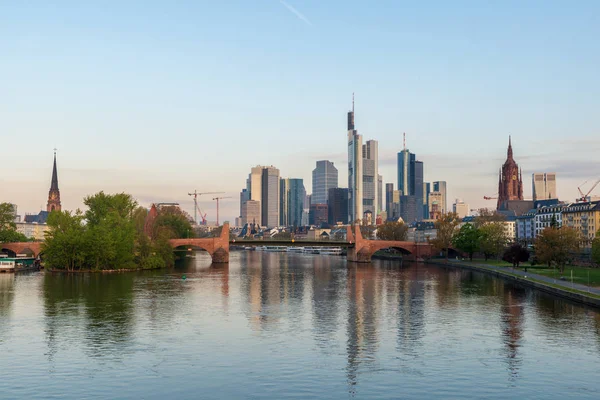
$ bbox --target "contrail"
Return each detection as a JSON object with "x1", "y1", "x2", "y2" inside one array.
[{"x1": 280, "y1": 0, "x2": 312, "y2": 26}]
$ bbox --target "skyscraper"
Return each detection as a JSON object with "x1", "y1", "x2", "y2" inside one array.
[
  {"x1": 280, "y1": 178, "x2": 306, "y2": 227},
  {"x1": 385, "y1": 183, "x2": 394, "y2": 217},
  {"x1": 432, "y1": 181, "x2": 447, "y2": 214},
  {"x1": 362, "y1": 139, "x2": 379, "y2": 219},
  {"x1": 261, "y1": 166, "x2": 280, "y2": 227},
  {"x1": 328, "y1": 188, "x2": 349, "y2": 225},
  {"x1": 532, "y1": 173, "x2": 557, "y2": 201},
  {"x1": 312, "y1": 161, "x2": 338, "y2": 205},
  {"x1": 239, "y1": 188, "x2": 250, "y2": 217},
  {"x1": 47, "y1": 151, "x2": 61, "y2": 212},
  {"x1": 347, "y1": 95, "x2": 363, "y2": 223},
  {"x1": 377, "y1": 174, "x2": 383, "y2": 217},
  {"x1": 423, "y1": 182, "x2": 431, "y2": 219},
  {"x1": 248, "y1": 166, "x2": 263, "y2": 224}
]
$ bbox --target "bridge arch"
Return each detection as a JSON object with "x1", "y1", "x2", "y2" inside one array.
[
  {"x1": 1, "y1": 242, "x2": 42, "y2": 257},
  {"x1": 168, "y1": 223, "x2": 230, "y2": 263}
]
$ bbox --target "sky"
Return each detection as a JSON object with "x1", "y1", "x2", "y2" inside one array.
[{"x1": 1, "y1": 0, "x2": 599, "y2": 224}]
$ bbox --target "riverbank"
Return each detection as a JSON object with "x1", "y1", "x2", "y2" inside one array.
[
  {"x1": 46, "y1": 265, "x2": 165, "y2": 273},
  {"x1": 429, "y1": 259, "x2": 600, "y2": 308}
]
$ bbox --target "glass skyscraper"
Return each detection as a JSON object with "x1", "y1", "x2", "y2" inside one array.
[{"x1": 312, "y1": 160, "x2": 338, "y2": 205}]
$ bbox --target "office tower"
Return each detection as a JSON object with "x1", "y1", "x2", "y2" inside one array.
[
  {"x1": 377, "y1": 175, "x2": 383, "y2": 216},
  {"x1": 399, "y1": 195, "x2": 418, "y2": 223},
  {"x1": 328, "y1": 188, "x2": 349, "y2": 225},
  {"x1": 390, "y1": 190, "x2": 402, "y2": 220},
  {"x1": 432, "y1": 181, "x2": 447, "y2": 213},
  {"x1": 261, "y1": 166, "x2": 280, "y2": 227},
  {"x1": 397, "y1": 135, "x2": 424, "y2": 220},
  {"x1": 240, "y1": 188, "x2": 250, "y2": 217},
  {"x1": 385, "y1": 183, "x2": 394, "y2": 216},
  {"x1": 280, "y1": 178, "x2": 306, "y2": 227},
  {"x1": 347, "y1": 96, "x2": 363, "y2": 223},
  {"x1": 423, "y1": 182, "x2": 431, "y2": 219},
  {"x1": 428, "y1": 192, "x2": 443, "y2": 220},
  {"x1": 362, "y1": 139, "x2": 379, "y2": 219},
  {"x1": 309, "y1": 204, "x2": 328, "y2": 227},
  {"x1": 312, "y1": 161, "x2": 338, "y2": 205},
  {"x1": 532, "y1": 173, "x2": 557, "y2": 201},
  {"x1": 248, "y1": 166, "x2": 263, "y2": 223},
  {"x1": 242, "y1": 200, "x2": 261, "y2": 226},
  {"x1": 453, "y1": 199, "x2": 470, "y2": 219}
]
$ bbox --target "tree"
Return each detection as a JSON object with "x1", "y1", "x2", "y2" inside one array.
[
  {"x1": 479, "y1": 222, "x2": 509, "y2": 260},
  {"x1": 153, "y1": 206, "x2": 194, "y2": 239},
  {"x1": 535, "y1": 226, "x2": 580, "y2": 273},
  {"x1": 502, "y1": 243, "x2": 530, "y2": 268},
  {"x1": 0, "y1": 202, "x2": 17, "y2": 231},
  {"x1": 592, "y1": 232, "x2": 600, "y2": 265},
  {"x1": 42, "y1": 210, "x2": 88, "y2": 271},
  {"x1": 360, "y1": 225, "x2": 376, "y2": 239},
  {"x1": 0, "y1": 229, "x2": 29, "y2": 243},
  {"x1": 376, "y1": 221, "x2": 408, "y2": 241},
  {"x1": 430, "y1": 212, "x2": 461, "y2": 259},
  {"x1": 452, "y1": 223, "x2": 481, "y2": 261},
  {"x1": 474, "y1": 208, "x2": 506, "y2": 228}
]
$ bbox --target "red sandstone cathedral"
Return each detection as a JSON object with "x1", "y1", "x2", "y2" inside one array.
[{"x1": 497, "y1": 136, "x2": 524, "y2": 209}]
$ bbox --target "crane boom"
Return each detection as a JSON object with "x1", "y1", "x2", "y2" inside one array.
[
  {"x1": 212, "y1": 196, "x2": 232, "y2": 226},
  {"x1": 188, "y1": 190, "x2": 225, "y2": 225}
]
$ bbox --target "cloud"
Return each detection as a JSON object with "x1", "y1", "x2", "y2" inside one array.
[{"x1": 280, "y1": 0, "x2": 312, "y2": 26}]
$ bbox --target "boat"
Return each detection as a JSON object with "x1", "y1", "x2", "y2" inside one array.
[
  {"x1": 287, "y1": 247, "x2": 304, "y2": 253},
  {"x1": 319, "y1": 247, "x2": 343, "y2": 256},
  {"x1": 265, "y1": 246, "x2": 287, "y2": 252},
  {"x1": 0, "y1": 256, "x2": 40, "y2": 273}
]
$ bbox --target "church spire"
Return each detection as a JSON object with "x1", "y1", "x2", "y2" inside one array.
[
  {"x1": 507, "y1": 135, "x2": 513, "y2": 159},
  {"x1": 47, "y1": 150, "x2": 62, "y2": 212}
]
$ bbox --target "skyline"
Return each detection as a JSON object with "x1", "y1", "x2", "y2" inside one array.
[{"x1": 2, "y1": 1, "x2": 599, "y2": 222}]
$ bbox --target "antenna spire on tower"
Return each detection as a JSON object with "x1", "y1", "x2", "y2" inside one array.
[{"x1": 403, "y1": 132, "x2": 406, "y2": 151}]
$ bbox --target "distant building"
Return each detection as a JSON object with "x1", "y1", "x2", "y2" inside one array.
[
  {"x1": 15, "y1": 222, "x2": 49, "y2": 241},
  {"x1": 563, "y1": 201, "x2": 600, "y2": 246},
  {"x1": 532, "y1": 173, "x2": 557, "y2": 201},
  {"x1": 377, "y1": 174, "x2": 383, "y2": 217},
  {"x1": 280, "y1": 178, "x2": 306, "y2": 227},
  {"x1": 428, "y1": 192, "x2": 443, "y2": 220},
  {"x1": 385, "y1": 183, "x2": 394, "y2": 216},
  {"x1": 534, "y1": 203, "x2": 565, "y2": 237},
  {"x1": 239, "y1": 188, "x2": 250, "y2": 217},
  {"x1": 241, "y1": 200, "x2": 261, "y2": 227},
  {"x1": 423, "y1": 182, "x2": 431, "y2": 220},
  {"x1": 347, "y1": 97, "x2": 363, "y2": 223},
  {"x1": 261, "y1": 166, "x2": 280, "y2": 227},
  {"x1": 328, "y1": 188, "x2": 349, "y2": 225},
  {"x1": 453, "y1": 199, "x2": 470, "y2": 219},
  {"x1": 399, "y1": 195, "x2": 419, "y2": 223},
  {"x1": 248, "y1": 166, "x2": 264, "y2": 223},
  {"x1": 312, "y1": 161, "x2": 338, "y2": 205},
  {"x1": 432, "y1": 181, "x2": 447, "y2": 213},
  {"x1": 362, "y1": 140, "x2": 379, "y2": 218},
  {"x1": 309, "y1": 203, "x2": 328, "y2": 227},
  {"x1": 47, "y1": 151, "x2": 61, "y2": 212},
  {"x1": 397, "y1": 138, "x2": 424, "y2": 220},
  {"x1": 497, "y1": 137, "x2": 524, "y2": 209}
]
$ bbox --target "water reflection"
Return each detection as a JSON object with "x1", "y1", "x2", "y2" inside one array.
[
  {"x1": 0, "y1": 274, "x2": 15, "y2": 342},
  {"x1": 500, "y1": 287, "x2": 525, "y2": 382}
]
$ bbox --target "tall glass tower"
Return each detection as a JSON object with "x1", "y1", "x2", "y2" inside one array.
[{"x1": 347, "y1": 95, "x2": 363, "y2": 224}]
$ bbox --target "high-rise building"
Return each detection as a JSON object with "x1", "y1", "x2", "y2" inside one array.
[
  {"x1": 428, "y1": 192, "x2": 443, "y2": 220},
  {"x1": 432, "y1": 181, "x2": 447, "y2": 214},
  {"x1": 309, "y1": 203, "x2": 328, "y2": 227},
  {"x1": 532, "y1": 173, "x2": 557, "y2": 201},
  {"x1": 397, "y1": 137, "x2": 424, "y2": 220},
  {"x1": 280, "y1": 178, "x2": 306, "y2": 227},
  {"x1": 241, "y1": 200, "x2": 261, "y2": 226},
  {"x1": 240, "y1": 188, "x2": 250, "y2": 217},
  {"x1": 423, "y1": 182, "x2": 431, "y2": 219},
  {"x1": 497, "y1": 136, "x2": 524, "y2": 209},
  {"x1": 47, "y1": 151, "x2": 61, "y2": 212},
  {"x1": 377, "y1": 175, "x2": 383, "y2": 217},
  {"x1": 399, "y1": 195, "x2": 418, "y2": 223},
  {"x1": 312, "y1": 161, "x2": 338, "y2": 205},
  {"x1": 362, "y1": 139, "x2": 379, "y2": 219},
  {"x1": 328, "y1": 188, "x2": 349, "y2": 225},
  {"x1": 248, "y1": 166, "x2": 263, "y2": 223},
  {"x1": 347, "y1": 97, "x2": 363, "y2": 224},
  {"x1": 453, "y1": 199, "x2": 470, "y2": 219},
  {"x1": 390, "y1": 190, "x2": 402, "y2": 220},
  {"x1": 385, "y1": 183, "x2": 394, "y2": 216},
  {"x1": 261, "y1": 166, "x2": 280, "y2": 227}
]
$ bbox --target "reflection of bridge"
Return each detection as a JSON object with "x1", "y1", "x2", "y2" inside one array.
[{"x1": 2, "y1": 223, "x2": 434, "y2": 264}]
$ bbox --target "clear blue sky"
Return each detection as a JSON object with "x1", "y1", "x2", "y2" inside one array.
[{"x1": 1, "y1": 0, "x2": 599, "y2": 222}]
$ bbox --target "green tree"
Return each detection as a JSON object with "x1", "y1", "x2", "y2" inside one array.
[
  {"x1": 430, "y1": 212, "x2": 461, "y2": 259},
  {"x1": 0, "y1": 202, "x2": 17, "y2": 231},
  {"x1": 42, "y1": 210, "x2": 88, "y2": 271},
  {"x1": 376, "y1": 221, "x2": 408, "y2": 241},
  {"x1": 592, "y1": 231, "x2": 600, "y2": 265},
  {"x1": 479, "y1": 222, "x2": 509, "y2": 260},
  {"x1": 0, "y1": 229, "x2": 29, "y2": 243},
  {"x1": 153, "y1": 206, "x2": 194, "y2": 239},
  {"x1": 535, "y1": 226, "x2": 580, "y2": 273},
  {"x1": 502, "y1": 243, "x2": 530, "y2": 268},
  {"x1": 452, "y1": 223, "x2": 481, "y2": 261}
]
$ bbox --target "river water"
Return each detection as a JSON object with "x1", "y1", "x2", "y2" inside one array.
[{"x1": 1, "y1": 251, "x2": 599, "y2": 399}]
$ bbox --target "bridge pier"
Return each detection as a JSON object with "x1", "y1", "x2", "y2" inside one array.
[{"x1": 211, "y1": 247, "x2": 229, "y2": 263}]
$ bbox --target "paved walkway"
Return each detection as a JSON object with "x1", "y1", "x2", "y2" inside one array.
[{"x1": 448, "y1": 261, "x2": 600, "y2": 296}]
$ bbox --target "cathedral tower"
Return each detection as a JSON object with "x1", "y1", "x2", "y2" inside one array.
[
  {"x1": 497, "y1": 136, "x2": 523, "y2": 209},
  {"x1": 47, "y1": 151, "x2": 61, "y2": 212}
]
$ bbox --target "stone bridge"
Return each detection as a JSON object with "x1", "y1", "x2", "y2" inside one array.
[
  {"x1": 169, "y1": 223, "x2": 230, "y2": 263},
  {"x1": 1, "y1": 242, "x2": 43, "y2": 257},
  {"x1": 345, "y1": 225, "x2": 433, "y2": 263}
]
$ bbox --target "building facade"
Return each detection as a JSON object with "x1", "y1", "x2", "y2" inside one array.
[
  {"x1": 280, "y1": 178, "x2": 306, "y2": 227},
  {"x1": 312, "y1": 160, "x2": 338, "y2": 205},
  {"x1": 241, "y1": 200, "x2": 261, "y2": 226},
  {"x1": 347, "y1": 99, "x2": 363, "y2": 224},
  {"x1": 309, "y1": 203, "x2": 328, "y2": 227},
  {"x1": 328, "y1": 188, "x2": 349, "y2": 225},
  {"x1": 453, "y1": 199, "x2": 470, "y2": 219},
  {"x1": 15, "y1": 222, "x2": 49, "y2": 241},
  {"x1": 261, "y1": 166, "x2": 280, "y2": 227},
  {"x1": 362, "y1": 140, "x2": 379, "y2": 219},
  {"x1": 497, "y1": 137, "x2": 524, "y2": 209},
  {"x1": 534, "y1": 204, "x2": 564, "y2": 237},
  {"x1": 432, "y1": 181, "x2": 447, "y2": 214},
  {"x1": 516, "y1": 210, "x2": 536, "y2": 243},
  {"x1": 532, "y1": 173, "x2": 557, "y2": 201},
  {"x1": 562, "y1": 201, "x2": 600, "y2": 246},
  {"x1": 397, "y1": 144, "x2": 424, "y2": 221},
  {"x1": 385, "y1": 183, "x2": 394, "y2": 217}
]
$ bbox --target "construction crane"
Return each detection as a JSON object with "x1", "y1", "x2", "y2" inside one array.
[
  {"x1": 578, "y1": 178, "x2": 600, "y2": 202},
  {"x1": 212, "y1": 196, "x2": 232, "y2": 226},
  {"x1": 188, "y1": 190, "x2": 224, "y2": 225},
  {"x1": 483, "y1": 195, "x2": 498, "y2": 200}
]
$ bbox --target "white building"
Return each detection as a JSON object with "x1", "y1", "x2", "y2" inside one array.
[
  {"x1": 453, "y1": 199, "x2": 470, "y2": 219},
  {"x1": 532, "y1": 173, "x2": 557, "y2": 201},
  {"x1": 534, "y1": 204, "x2": 564, "y2": 237},
  {"x1": 15, "y1": 222, "x2": 49, "y2": 241}
]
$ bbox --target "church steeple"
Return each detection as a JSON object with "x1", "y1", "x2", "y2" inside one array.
[
  {"x1": 47, "y1": 150, "x2": 61, "y2": 212},
  {"x1": 507, "y1": 135, "x2": 513, "y2": 160}
]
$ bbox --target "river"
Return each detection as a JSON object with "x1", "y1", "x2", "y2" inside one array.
[{"x1": 1, "y1": 251, "x2": 599, "y2": 399}]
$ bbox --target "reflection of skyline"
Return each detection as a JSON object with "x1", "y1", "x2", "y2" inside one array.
[
  {"x1": 500, "y1": 287, "x2": 525, "y2": 382},
  {"x1": 311, "y1": 256, "x2": 342, "y2": 351}
]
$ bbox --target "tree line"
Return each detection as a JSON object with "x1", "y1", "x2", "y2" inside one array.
[
  {"x1": 0, "y1": 202, "x2": 29, "y2": 243},
  {"x1": 41, "y1": 192, "x2": 193, "y2": 271}
]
